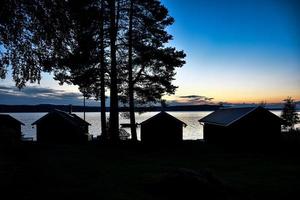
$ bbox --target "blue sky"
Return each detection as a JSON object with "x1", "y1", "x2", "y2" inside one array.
[
  {"x1": 0, "y1": 0, "x2": 300, "y2": 105},
  {"x1": 162, "y1": 0, "x2": 300, "y2": 104}
]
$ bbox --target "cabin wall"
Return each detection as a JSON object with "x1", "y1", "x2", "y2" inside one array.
[
  {"x1": 0, "y1": 121, "x2": 22, "y2": 134},
  {"x1": 141, "y1": 120, "x2": 183, "y2": 144},
  {"x1": 0, "y1": 121, "x2": 22, "y2": 144},
  {"x1": 36, "y1": 116, "x2": 87, "y2": 144},
  {"x1": 230, "y1": 111, "x2": 281, "y2": 145},
  {"x1": 203, "y1": 109, "x2": 282, "y2": 146},
  {"x1": 203, "y1": 124, "x2": 230, "y2": 144}
]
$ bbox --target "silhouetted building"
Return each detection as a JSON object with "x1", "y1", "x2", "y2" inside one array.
[
  {"x1": 32, "y1": 109, "x2": 90, "y2": 144},
  {"x1": 199, "y1": 106, "x2": 284, "y2": 146},
  {"x1": 140, "y1": 111, "x2": 187, "y2": 144},
  {"x1": 0, "y1": 114, "x2": 24, "y2": 145}
]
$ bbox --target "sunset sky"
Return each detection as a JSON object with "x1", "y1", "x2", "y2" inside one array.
[
  {"x1": 0, "y1": 0, "x2": 300, "y2": 105},
  {"x1": 163, "y1": 0, "x2": 300, "y2": 104}
]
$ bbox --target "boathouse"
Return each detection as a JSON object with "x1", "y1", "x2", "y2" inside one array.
[
  {"x1": 140, "y1": 111, "x2": 187, "y2": 144},
  {"x1": 0, "y1": 114, "x2": 24, "y2": 144},
  {"x1": 199, "y1": 106, "x2": 284, "y2": 146},
  {"x1": 32, "y1": 109, "x2": 90, "y2": 144}
]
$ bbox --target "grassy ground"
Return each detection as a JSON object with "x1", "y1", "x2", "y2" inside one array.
[{"x1": 1, "y1": 141, "x2": 300, "y2": 200}]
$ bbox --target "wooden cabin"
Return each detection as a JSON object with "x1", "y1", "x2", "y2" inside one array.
[
  {"x1": 32, "y1": 109, "x2": 90, "y2": 144},
  {"x1": 199, "y1": 106, "x2": 284, "y2": 146},
  {"x1": 140, "y1": 111, "x2": 187, "y2": 144},
  {"x1": 0, "y1": 114, "x2": 24, "y2": 145}
]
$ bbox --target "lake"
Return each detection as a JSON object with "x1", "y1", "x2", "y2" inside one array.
[{"x1": 4, "y1": 111, "x2": 300, "y2": 141}]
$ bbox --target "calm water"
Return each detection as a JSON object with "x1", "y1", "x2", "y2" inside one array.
[{"x1": 4, "y1": 111, "x2": 300, "y2": 141}]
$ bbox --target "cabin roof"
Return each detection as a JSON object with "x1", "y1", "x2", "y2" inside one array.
[
  {"x1": 31, "y1": 109, "x2": 91, "y2": 126},
  {"x1": 140, "y1": 111, "x2": 187, "y2": 127},
  {"x1": 0, "y1": 114, "x2": 25, "y2": 125},
  {"x1": 199, "y1": 106, "x2": 283, "y2": 127}
]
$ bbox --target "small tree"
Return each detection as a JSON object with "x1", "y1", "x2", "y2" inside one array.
[{"x1": 281, "y1": 97, "x2": 299, "y2": 131}]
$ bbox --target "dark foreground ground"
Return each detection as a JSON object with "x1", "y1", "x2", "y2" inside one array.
[{"x1": 1, "y1": 141, "x2": 299, "y2": 200}]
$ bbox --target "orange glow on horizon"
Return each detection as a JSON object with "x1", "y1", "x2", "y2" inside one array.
[{"x1": 164, "y1": 91, "x2": 300, "y2": 105}]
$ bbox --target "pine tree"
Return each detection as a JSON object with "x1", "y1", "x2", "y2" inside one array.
[
  {"x1": 281, "y1": 97, "x2": 299, "y2": 131},
  {"x1": 127, "y1": 0, "x2": 137, "y2": 141},
  {"x1": 123, "y1": 0, "x2": 185, "y2": 141},
  {"x1": 99, "y1": 0, "x2": 108, "y2": 139},
  {"x1": 108, "y1": 0, "x2": 120, "y2": 142}
]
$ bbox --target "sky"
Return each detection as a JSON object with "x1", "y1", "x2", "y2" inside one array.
[{"x1": 1, "y1": 0, "x2": 300, "y2": 106}]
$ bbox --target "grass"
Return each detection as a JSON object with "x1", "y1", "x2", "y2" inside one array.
[{"x1": 1, "y1": 141, "x2": 300, "y2": 200}]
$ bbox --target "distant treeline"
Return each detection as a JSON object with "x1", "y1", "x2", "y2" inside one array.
[{"x1": 0, "y1": 104, "x2": 222, "y2": 113}]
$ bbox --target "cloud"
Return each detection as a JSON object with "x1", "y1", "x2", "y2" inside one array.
[
  {"x1": 168, "y1": 95, "x2": 215, "y2": 106},
  {"x1": 0, "y1": 85, "x2": 100, "y2": 106},
  {"x1": 178, "y1": 95, "x2": 214, "y2": 101},
  {"x1": 0, "y1": 85, "x2": 81, "y2": 99},
  {"x1": 178, "y1": 95, "x2": 203, "y2": 99}
]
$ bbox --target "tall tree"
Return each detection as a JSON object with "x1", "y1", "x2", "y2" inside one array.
[
  {"x1": 1, "y1": 0, "x2": 186, "y2": 142},
  {"x1": 99, "y1": 0, "x2": 108, "y2": 139},
  {"x1": 52, "y1": 0, "x2": 112, "y2": 139},
  {"x1": 51, "y1": 0, "x2": 110, "y2": 139},
  {"x1": 127, "y1": 0, "x2": 137, "y2": 141},
  {"x1": 1, "y1": 0, "x2": 111, "y2": 138},
  {"x1": 108, "y1": 0, "x2": 120, "y2": 142},
  {"x1": 123, "y1": 0, "x2": 185, "y2": 141}
]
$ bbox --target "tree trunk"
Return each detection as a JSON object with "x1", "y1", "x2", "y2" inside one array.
[
  {"x1": 128, "y1": 0, "x2": 137, "y2": 141},
  {"x1": 100, "y1": 0, "x2": 107, "y2": 140},
  {"x1": 108, "y1": 0, "x2": 119, "y2": 142}
]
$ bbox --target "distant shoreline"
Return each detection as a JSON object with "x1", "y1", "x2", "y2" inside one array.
[
  {"x1": 0, "y1": 104, "x2": 295, "y2": 113},
  {"x1": 0, "y1": 104, "x2": 221, "y2": 113}
]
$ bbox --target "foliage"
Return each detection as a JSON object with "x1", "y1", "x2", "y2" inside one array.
[
  {"x1": 121, "y1": 0, "x2": 186, "y2": 104},
  {"x1": 119, "y1": 129, "x2": 131, "y2": 140},
  {"x1": 104, "y1": 116, "x2": 130, "y2": 140},
  {"x1": 0, "y1": 0, "x2": 186, "y2": 141},
  {"x1": 281, "y1": 97, "x2": 299, "y2": 131}
]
